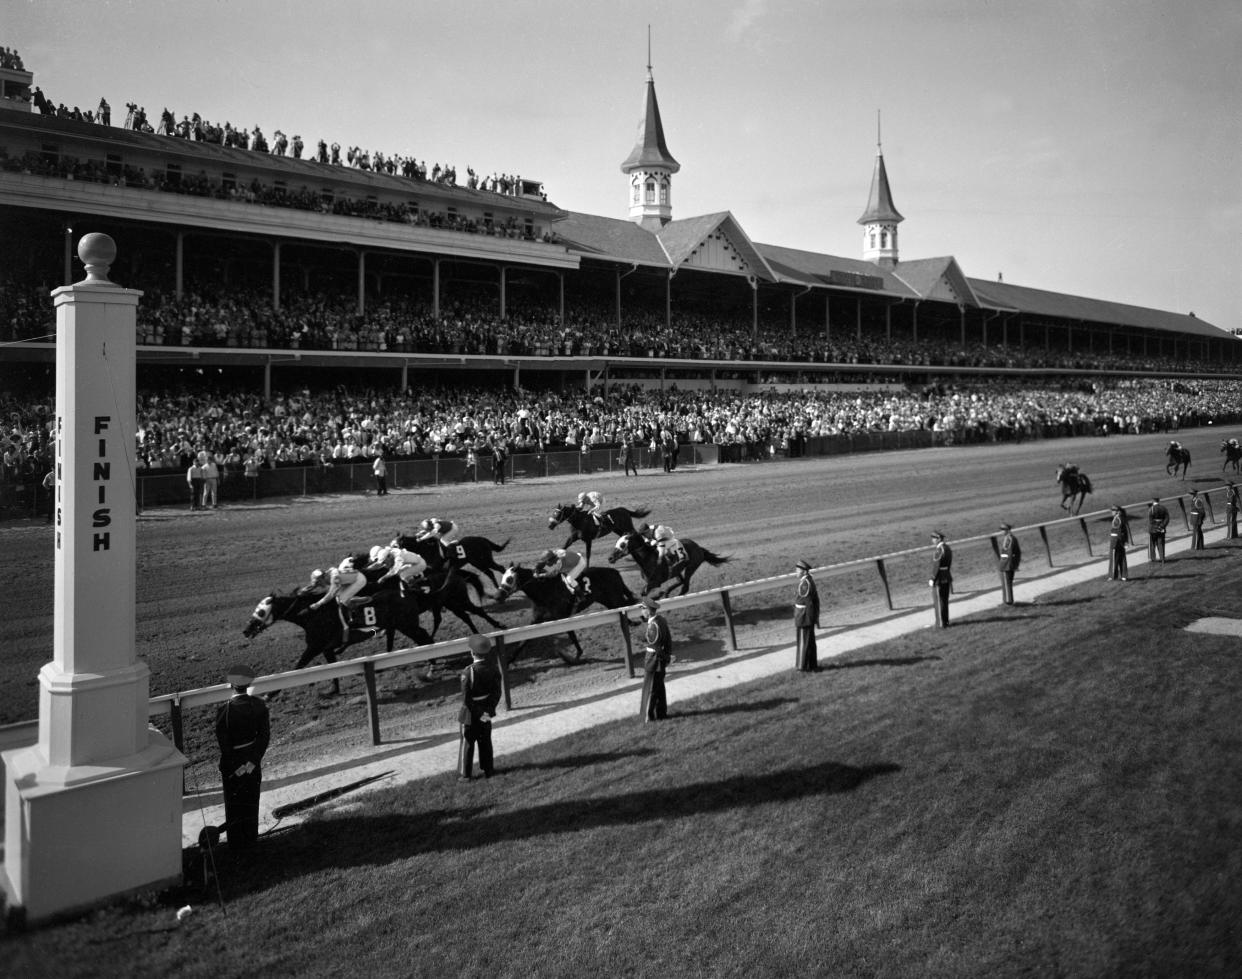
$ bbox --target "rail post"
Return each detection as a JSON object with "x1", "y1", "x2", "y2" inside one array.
[
  {"x1": 1039, "y1": 525, "x2": 1053, "y2": 566},
  {"x1": 1204, "y1": 492, "x2": 1217, "y2": 524},
  {"x1": 495, "y1": 635, "x2": 512, "y2": 710},
  {"x1": 1176, "y1": 496, "x2": 1189, "y2": 531},
  {"x1": 169, "y1": 694, "x2": 184, "y2": 753},
  {"x1": 719, "y1": 589, "x2": 738, "y2": 651},
  {"x1": 618, "y1": 611, "x2": 635, "y2": 678},
  {"x1": 1078, "y1": 517, "x2": 1093, "y2": 556},
  {"x1": 362, "y1": 661, "x2": 381, "y2": 746},
  {"x1": 875, "y1": 558, "x2": 894, "y2": 611},
  {"x1": 988, "y1": 535, "x2": 1000, "y2": 562}
]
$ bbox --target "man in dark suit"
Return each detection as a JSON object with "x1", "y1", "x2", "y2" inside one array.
[
  {"x1": 928, "y1": 531, "x2": 953, "y2": 627},
  {"x1": 1188, "y1": 490, "x2": 1206, "y2": 550},
  {"x1": 639, "y1": 596, "x2": 671, "y2": 721},
  {"x1": 997, "y1": 523, "x2": 1021, "y2": 605},
  {"x1": 458, "y1": 634, "x2": 502, "y2": 780},
  {"x1": 1107, "y1": 505, "x2": 1131, "y2": 580},
  {"x1": 1225, "y1": 482, "x2": 1239, "y2": 539},
  {"x1": 793, "y1": 559, "x2": 820, "y2": 671},
  {"x1": 215, "y1": 664, "x2": 271, "y2": 848},
  {"x1": 1147, "y1": 497, "x2": 1169, "y2": 563}
]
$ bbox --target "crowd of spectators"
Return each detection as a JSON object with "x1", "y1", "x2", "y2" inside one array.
[
  {"x1": 18, "y1": 75, "x2": 534, "y2": 199},
  {"x1": 0, "y1": 147, "x2": 557, "y2": 245},
  {"x1": 1, "y1": 278, "x2": 1233, "y2": 378},
  {"x1": 4, "y1": 378, "x2": 1240, "y2": 513}
]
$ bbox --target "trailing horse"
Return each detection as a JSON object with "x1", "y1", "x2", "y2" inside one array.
[
  {"x1": 608, "y1": 531, "x2": 731, "y2": 597},
  {"x1": 494, "y1": 563, "x2": 637, "y2": 664},
  {"x1": 242, "y1": 586, "x2": 432, "y2": 694},
  {"x1": 1056, "y1": 464, "x2": 1092, "y2": 515},
  {"x1": 1165, "y1": 442, "x2": 1191, "y2": 480},
  {"x1": 1220, "y1": 440, "x2": 1241, "y2": 473},
  {"x1": 548, "y1": 503, "x2": 651, "y2": 563}
]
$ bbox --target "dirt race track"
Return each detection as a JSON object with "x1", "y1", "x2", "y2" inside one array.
[{"x1": 2, "y1": 430, "x2": 1235, "y2": 772}]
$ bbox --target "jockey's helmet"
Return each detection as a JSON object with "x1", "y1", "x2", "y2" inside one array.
[
  {"x1": 654, "y1": 525, "x2": 672, "y2": 541},
  {"x1": 369, "y1": 545, "x2": 384, "y2": 562},
  {"x1": 577, "y1": 492, "x2": 587, "y2": 504},
  {"x1": 540, "y1": 548, "x2": 557, "y2": 564},
  {"x1": 339, "y1": 556, "x2": 355, "y2": 572}
]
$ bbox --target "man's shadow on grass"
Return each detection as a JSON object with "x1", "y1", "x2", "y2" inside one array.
[
  {"x1": 824, "y1": 656, "x2": 940, "y2": 671},
  {"x1": 205, "y1": 759, "x2": 901, "y2": 899},
  {"x1": 673, "y1": 696, "x2": 798, "y2": 718}
]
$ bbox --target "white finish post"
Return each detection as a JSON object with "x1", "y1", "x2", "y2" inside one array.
[{"x1": 2, "y1": 234, "x2": 186, "y2": 923}]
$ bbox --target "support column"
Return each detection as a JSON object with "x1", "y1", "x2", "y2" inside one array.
[
  {"x1": 558, "y1": 271, "x2": 565, "y2": 323},
  {"x1": 666, "y1": 270, "x2": 673, "y2": 331},
  {"x1": 272, "y1": 241, "x2": 281, "y2": 312},
  {"x1": 885, "y1": 302, "x2": 892, "y2": 343},
  {"x1": 433, "y1": 259, "x2": 441, "y2": 319},
  {"x1": 174, "y1": 232, "x2": 184, "y2": 299},
  {"x1": 500, "y1": 266, "x2": 507, "y2": 320},
  {"x1": 357, "y1": 251, "x2": 366, "y2": 315},
  {"x1": 856, "y1": 298, "x2": 862, "y2": 341},
  {"x1": 912, "y1": 302, "x2": 919, "y2": 343},
  {"x1": 401, "y1": 361, "x2": 409, "y2": 392},
  {"x1": 959, "y1": 307, "x2": 966, "y2": 348},
  {"x1": 264, "y1": 360, "x2": 272, "y2": 400},
  {"x1": 3, "y1": 234, "x2": 185, "y2": 923},
  {"x1": 750, "y1": 278, "x2": 758, "y2": 339},
  {"x1": 825, "y1": 295, "x2": 831, "y2": 343}
]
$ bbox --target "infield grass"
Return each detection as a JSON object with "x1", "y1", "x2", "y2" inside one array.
[{"x1": 3, "y1": 547, "x2": 1241, "y2": 978}]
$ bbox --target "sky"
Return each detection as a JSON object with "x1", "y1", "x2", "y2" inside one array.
[{"x1": 9, "y1": 0, "x2": 1240, "y2": 332}]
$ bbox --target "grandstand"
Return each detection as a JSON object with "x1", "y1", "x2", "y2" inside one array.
[{"x1": 0, "y1": 52, "x2": 1236, "y2": 401}]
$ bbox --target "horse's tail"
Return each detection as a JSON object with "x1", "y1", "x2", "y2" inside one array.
[
  {"x1": 1082, "y1": 475, "x2": 1093, "y2": 494},
  {"x1": 701, "y1": 548, "x2": 731, "y2": 566},
  {"x1": 480, "y1": 537, "x2": 510, "y2": 553},
  {"x1": 629, "y1": 507, "x2": 651, "y2": 519}
]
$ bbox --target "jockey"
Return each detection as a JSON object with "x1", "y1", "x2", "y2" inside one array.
[
  {"x1": 298, "y1": 567, "x2": 329, "y2": 596},
  {"x1": 577, "y1": 491, "x2": 606, "y2": 529},
  {"x1": 370, "y1": 543, "x2": 429, "y2": 597},
  {"x1": 653, "y1": 525, "x2": 687, "y2": 567},
  {"x1": 1169, "y1": 439, "x2": 1183, "y2": 452},
  {"x1": 415, "y1": 516, "x2": 459, "y2": 544},
  {"x1": 536, "y1": 547, "x2": 587, "y2": 597},
  {"x1": 1229, "y1": 438, "x2": 1240, "y2": 451},
  {"x1": 310, "y1": 555, "x2": 370, "y2": 642}
]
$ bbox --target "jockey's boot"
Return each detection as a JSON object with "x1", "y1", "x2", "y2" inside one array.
[{"x1": 337, "y1": 605, "x2": 350, "y2": 644}]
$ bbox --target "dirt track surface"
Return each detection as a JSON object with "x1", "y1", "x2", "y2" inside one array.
[{"x1": 2, "y1": 430, "x2": 1233, "y2": 783}]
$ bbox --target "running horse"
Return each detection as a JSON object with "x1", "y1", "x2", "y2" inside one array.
[
  {"x1": 494, "y1": 563, "x2": 637, "y2": 664},
  {"x1": 242, "y1": 586, "x2": 432, "y2": 695},
  {"x1": 1220, "y1": 439, "x2": 1241, "y2": 474},
  {"x1": 394, "y1": 534, "x2": 511, "y2": 596},
  {"x1": 548, "y1": 503, "x2": 652, "y2": 563},
  {"x1": 1056, "y1": 464, "x2": 1093, "y2": 515},
  {"x1": 1165, "y1": 441, "x2": 1191, "y2": 480},
  {"x1": 608, "y1": 531, "x2": 731, "y2": 597}
]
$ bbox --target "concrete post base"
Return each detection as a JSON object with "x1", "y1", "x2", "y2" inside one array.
[{"x1": 2, "y1": 729, "x2": 187, "y2": 923}]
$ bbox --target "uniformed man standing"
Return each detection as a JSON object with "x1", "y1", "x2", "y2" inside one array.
[
  {"x1": 1225, "y1": 481, "x2": 1239, "y2": 539},
  {"x1": 458, "y1": 634, "x2": 502, "y2": 780},
  {"x1": 638, "y1": 596, "x2": 672, "y2": 721},
  {"x1": 997, "y1": 523, "x2": 1021, "y2": 605},
  {"x1": 928, "y1": 531, "x2": 953, "y2": 628},
  {"x1": 793, "y1": 559, "x2": 820, "y2": 671},
  {"x1": 1147, "y1": 497, "x2": 1169, "y2": 563},
  {"x1": 1188, "y1": 489, "x2": 1207, "y2": 550},
  {"x1": 1107, "y1": 505, "x2": 1132, "y2": 580},
  {"x1": 215, "y1": 664, "x2": 271, "y2": 848}
]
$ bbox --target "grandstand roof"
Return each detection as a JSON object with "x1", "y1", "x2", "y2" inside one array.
[
  {"x1": 968, "y1": 278, "x2": 1227, "y2": 339},
  {"x1": 619, "y1": 70, "x2": 680, "y2": 174},
  {"x1": 892, "y1": 257, "x2": 980, "y2": 308}
]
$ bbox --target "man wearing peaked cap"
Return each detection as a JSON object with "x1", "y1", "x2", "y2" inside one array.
[
  {"x1": 928, "y1": 532, "x2": 953, "y2": 627},
  {"x1": 215, "y1": 663, "x2": 270, "y2": 848},
  {"x1": 793, "y1": 560, "x2": 820, "y2": 671},
  {"x1": 1188, "y1": 488, "x2": 1207, "y2": 550},
  {"x1": 639, "y1": 595, "x2": 672, "y2": 721},
  {"x1": 997, "y1": 523, "x2": 1022, "y2": 605},
  {"x1": 458, "y1": 634, "x2": 502, "y2": 780},
  {"x1": 1147, "y1": 497, "x2": 1170, "y2": 563},
  {"x1": 1107, "y1": 505, "x2": 1132, "y2": 581}
]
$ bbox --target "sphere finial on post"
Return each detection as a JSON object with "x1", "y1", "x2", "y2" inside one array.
[{"x1": 77, "y1": 233, "x2": 117, "y2": 285}]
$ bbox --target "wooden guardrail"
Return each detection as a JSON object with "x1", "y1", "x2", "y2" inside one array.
[{"x1": 0, "y1": 486, "x2": 1229, "y2": 757}]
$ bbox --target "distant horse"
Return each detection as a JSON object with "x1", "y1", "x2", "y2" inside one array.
[
  {"x1": 1056, "y1": 464, "x2": 1093, "y2": 515},
  {"x1": 608, "y1": 531, "x2": 731, "y2": 597},
  {"x1": 548, "y1": 503, "x2": 652, "y2": 563},
  {"x1": 494, "y1": 563, "x2": 637, "y2": 664},
  {"x1": 1220, "y1": 440, "x2": 1241, "y2": 473},
  {"x1": 243, "y1": 587, "x2": 432, "y2": 695},
  {"x1": 1165, "y1": 442, "x2": 1191, "y2": 480},
  {"x1": 394, "y1": 534, "x2": 510, "y2": 595}
]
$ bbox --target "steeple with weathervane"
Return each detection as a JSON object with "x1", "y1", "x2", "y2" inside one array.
[
  {"x1": 858, "y1": 112, "x2": 903, "y2": 267},
  {"x1": 620, "y1": 28, "x2": 680, "y2": 231}
]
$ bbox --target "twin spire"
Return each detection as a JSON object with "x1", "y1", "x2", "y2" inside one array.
[
  {"x1": 620, "y1": 43, "x2": 900, "y2": 265},
  {"x1": 620, "y1": 30, "x2": 679, "y2": 230}
]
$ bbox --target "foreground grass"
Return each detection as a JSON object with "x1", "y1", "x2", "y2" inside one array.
[{"x1": 4, "y1": 547, "x2": 1242, "y2": 978}]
